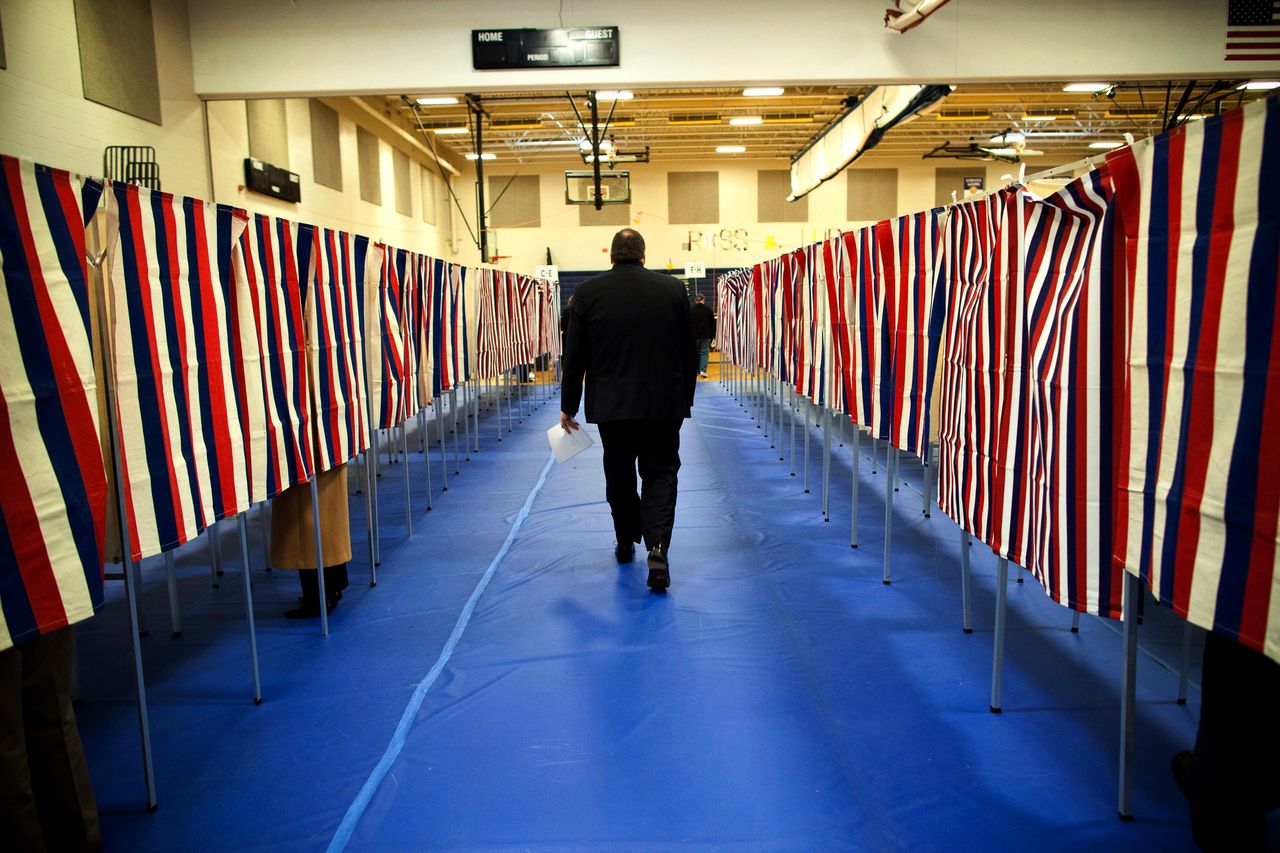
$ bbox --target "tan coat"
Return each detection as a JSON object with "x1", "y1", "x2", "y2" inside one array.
[{"x1": 269, "y1": 465, "x2": 352, "y2": 569}]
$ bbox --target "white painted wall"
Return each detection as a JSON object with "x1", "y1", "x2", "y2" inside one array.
[
  {"x1": 0, "y1": 0, "x2": 209, "y2": 198},
  {"x1": 475, "y1": 156, "x2": 1022, "y2": 274},
  {"x1": 186, "y1": 0, "x2": 1279, "y2": 99},
  {"x1": 206, "y1": 98, "x2": 464, "y2": 260},
  {"x1": 0, "y1": 0, "x2": 468, "y2": 261}
]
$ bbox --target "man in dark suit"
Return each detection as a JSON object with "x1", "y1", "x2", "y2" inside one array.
[
  {"x1": 560, "y1": 229, "x2": 698, "y2": 592},
  {"x1": 691, "y1": 293, "x2": 716, "y2": 379}
]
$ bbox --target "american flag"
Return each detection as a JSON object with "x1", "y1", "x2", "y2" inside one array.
[
  {"x1": 233, "y1": 213, "x2": 313, "y2": 503},
  {"x1": 1108, "y1": 95, "x2": 1280, "y2": 661},
  {"x1": 0, "y1": 157, "x2": 106, "y2": 650},
  {"x1": 298, "y1": 225, "x2": 372, "y2": 473},
  {"x1": 1225, "y1": 0, "x2": 1280, "y2": 62},
  {"x1": 107, "y1": 182, "x2": 252, "y2": 560}
]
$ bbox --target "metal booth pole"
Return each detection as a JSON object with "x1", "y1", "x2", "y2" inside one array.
[
  {"x1": 789, "y1": 387, "x2": 797, "y2": 475},
  {"x1": 1071, "y1": 610, "x2": 1081, "y2": 633},
  {"x1": 401, "y1": 422, "x2": 412, "y2": 535},
  {"x1": 309, "y1": 475, "x2": 329, "y2": 637},
  {"x1": 421, "y1": 402, "x2": 434, "y2": 511},
  {"x1": 96, "y1": 271, "x2": 159, "y2": 809},
  {"x1": 463, "y1": 383, "x2": 473, "y2": 459},
  {"x1": 208, "y1": 520, "x2": 223, "y2": 587},
  {"x1": 164, "y1": 551, "x2": 181, "y2": 637},
  {"x1": 822, "y1": 406, "x2": 832, "y2": 521},
  {"x1": 883, "y1": 442, "x2": 895, "y2": 585},
  {"x1": 496, "y1": 374, "x2": 504, "y2": 442},
  {"x1": 436, "y1": 397, "x2": 449, "y2": 491},
  {"x1": 777, "y1": 378, "x2": 784, "y2": 462},
  {"x1": 1177, "y1": 621, "x2": 1192, "y2": 703},
  {"x1": 507, "y1": 369, "x2": 515, "y2": 432},
  {"x1": 369, "y1": 427, "x2": 382, "y2": 565},
  {"x1": 990, "y1": 556, "x2": 1009, "y2": 712},
  {"x1": 922, "y1": 441, "x2": 933, "y2": 517},
  {"x1": 364, "y1": 444, "x2": 378, "y2": 580},
  {"x1": 450, "y1": 388, "x2": 461, "y2": 473},
  {"x1": 960, "y1": 531, "x2": 973, "y2": 633},
  {"x1": 236, "y1": 513, "x2": 263, "y2": 704},
  {"x1": 1117, "y1": 571, "x2": 1140, "y2": 821},
  {"x1": 803, "y1": 396, "x2": 811, "y2": 494},
  {"x1": 850, "y1": 426, "x2": 860, "y2": 548}
]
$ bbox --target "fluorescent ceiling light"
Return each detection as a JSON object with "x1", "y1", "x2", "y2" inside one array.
[
  {"x1": 716, "y1": 145, "x2": 747, "y2": 153},
  {"x1": 989, "y1": 132, "x2": 1026, "y2": 144},
  {"x1": 416, "y1": 96, "x2": 460, "y2": 105},
  {"x1": 1021, "y1": 111, "x2": 1073, "y2": 121},
  {"x1": 728, "y1": 116, "x2": 764, "y2": 126},
  {"x1": 512, "y1": 138, "x2": 587, "y2": 147},
  {"x1": 1062, "y1": 82, "x2": 1110, "y2": 93},
  {"x1": 1179, "y1": 114, "x2": 1209, "y2": 121},
  {"x1": 596, "y1": 90, "x2": 633, "y2": 100},
  {"x1": 984, "y1": 147, "x2": 1043, "y2": 157},
  {"x1": 1088, "y1": 141, "x2": 1125, "y2": 149},
  {"x1": 433, "y1": 127, "x2": 468, "y2": 135},
  {"x1": 464, "y1": 153, "x2": 496, "y2": 160},
  {"x1": 743, "y1": 87, "x2": 784, "y2": 97},
  {"x1": 1239, "y1": 80, "x2": 1280, "y2": 90},
  {"x1": 1106, "y1": 109, "x2": 1158, "y2": 119},
  {"x1": 1020, "y1": 130, "x2": 1092, "y2": 138}
]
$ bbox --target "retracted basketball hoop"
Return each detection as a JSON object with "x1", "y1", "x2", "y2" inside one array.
[{"x1": 565, "y1": 170, "x2": 631, "y2": 205}]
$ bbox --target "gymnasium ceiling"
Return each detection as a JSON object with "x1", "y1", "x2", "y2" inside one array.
[{"x1": 370, "y1": 79, "x2": 1277, "y2": 168}]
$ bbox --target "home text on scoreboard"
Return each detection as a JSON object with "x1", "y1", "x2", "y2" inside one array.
[{"x1": 471, "y1": 28, "x2": 620, "y2": 69}]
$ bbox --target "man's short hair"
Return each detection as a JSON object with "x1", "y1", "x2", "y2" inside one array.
[
  {"x1": 695, "y1": 294, "x2": 705, "y2": 302},
  {"x1": 610, "y1": 229, "x2": 645, "y2": 263}
]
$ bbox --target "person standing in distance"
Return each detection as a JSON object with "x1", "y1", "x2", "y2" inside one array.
[
  {"x1": 691, "y1": 293, "x2": 716, "y2": 379},
  {"x1": 560, "y1": 229, "x2": 698, "y2": 591}
]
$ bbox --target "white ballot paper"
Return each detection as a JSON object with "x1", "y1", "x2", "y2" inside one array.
[{"x1": 547, "y1": 422, "x2": 594, "y2": 463}]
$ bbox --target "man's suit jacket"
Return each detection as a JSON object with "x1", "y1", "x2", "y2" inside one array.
[{"x1": 561, "y1": 261, "x2": 698, "y2": 423}]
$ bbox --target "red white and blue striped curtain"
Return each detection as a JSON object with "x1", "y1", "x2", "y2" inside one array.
[
  {"x1": 397, "y1": 248, "x2": 423, "y2": 418},
  {"x1": 935, "y1": 188, "x2": 1031, "y2": 564},
  {"x1": 474, "y1": 268, "x2": 500, "y2": 379},
  {"x1": 0, "y1": 157, "x2": 107, "y2": 650},
  {"x1": 298, "y1": 225, "x2": 373, "y2": 473},
  {"x1": 365, "y1": 243, "x2": 411, "y2": 429},
  {"x1": 417, "y1": 254, "x2": 440, "y2": 403},
  {"x1": 444, "y1": 262, "x2": 469, "y2": 389},
  {"x1": 877, "y1": 208, "x2": 946, "y2": 457},
  {"x1": 820, "y1": 235, "x2": 852, "y2": 416},
  {"x1": 107, "y1": 183, "x2": 251, "y2": 560},
  {"x1": 1018, "y1": 173, "x2": 1126, "y2": 617},
  {"x1": 1109, "y1": 96, "x2": 1280, "y2": 659},
  {"x1": 510, "y1": 273, "x2": 538, "y2": 367},
  {"x1": 842, "y1": 225, "x2": 885, "y2": 432},
  {"x1": 233, "y1": 213, "x2": 313, "y2": 503}
]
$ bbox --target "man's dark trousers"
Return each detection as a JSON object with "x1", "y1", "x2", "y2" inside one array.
[{"x1": 597, "y1": 418, "x2": 682, "y2": 552}]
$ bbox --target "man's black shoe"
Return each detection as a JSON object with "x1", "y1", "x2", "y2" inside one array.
[
  {"x1": 615, "y1": 542, "x2": 635, "y2": 563},
  {"x1": 646, "y1": 545, "x2": 670, "y2": 592},
  {"x1": 1171, "y1": 750, "x2": 1194, "y2": 800}
]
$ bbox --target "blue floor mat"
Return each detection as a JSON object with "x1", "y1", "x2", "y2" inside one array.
[{"x1": 75, "y1": 380, "x2": 1206, "y2": 851}]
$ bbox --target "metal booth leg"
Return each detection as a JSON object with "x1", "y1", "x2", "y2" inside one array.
[{"x1": 991, "y1": 557, "x2": 1009, "y2": 713}]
